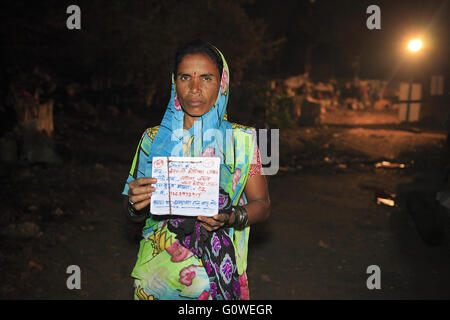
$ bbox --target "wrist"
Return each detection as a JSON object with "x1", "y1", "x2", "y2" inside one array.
[
  {"x1": 128, "y1": 200, "x2": 146, "y2": 217},
  {"x1": 228, "y1": 210, "x2": 236, "y2": 226},
  {"x1": 231, "y1": 205, "x2": 248, "y2": 230}
]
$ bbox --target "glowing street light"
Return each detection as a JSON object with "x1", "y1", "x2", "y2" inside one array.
[
  {"x1": 407, "y1": 39, "x2": 423, "y2": 52},
  {"x1": 402, "y1": 38, "x2": 424, "y2": 122}
]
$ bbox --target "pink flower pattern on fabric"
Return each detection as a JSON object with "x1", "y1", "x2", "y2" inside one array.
[
  {"x1": 232, "y1": 168, "x2": 241, "y2": 192},
  {"x1": 197, "y1": 290, "x2": 210, "y2": 300},
  {"x1": 248, "y1": 144, "x2": 262, "y2": 178},
  {"x1": 166, "y1": 241, "x2": 193, "y2": 262},
  {"x1": 220, "y1": 70, "x2": 228, "y2": 95},
  {"x1": 179, "y1": 265, "x2": 197, "y2": 286},
  {"x1": 239, "y1": 272, "x2": 249, "y2": 300},
  {"x1": 174, "y1": 95, "x2": 182, "y2": 111},
  {"x1": 202, "y1": 147, "x2": 216, "y2": 157}
]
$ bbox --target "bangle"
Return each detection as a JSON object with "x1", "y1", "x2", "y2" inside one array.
[
  {"x1": 128, "y1": 200, "x2": 145, "y2": 217},
  {"x1": 127, "y1": 201, "x2": 137, "y2": 217},
  {"x1": 232, "y1": 206, "x2": 248, "y2": 230}
]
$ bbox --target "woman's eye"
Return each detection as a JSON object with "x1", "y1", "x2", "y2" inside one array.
[
  {"x1": 203, "y1": 76, "x2": 212, "y2": 81},
  {"x1": 180, "y1": 75, "x2": 189, "y2": 81}
]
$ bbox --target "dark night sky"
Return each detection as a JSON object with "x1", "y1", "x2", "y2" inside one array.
[
  {"x1": 244, "y1": 0, "x2": 448, "y2": 79},
  {"x1": 0, "y1": 0, "x2": 448, "y2": 82}
]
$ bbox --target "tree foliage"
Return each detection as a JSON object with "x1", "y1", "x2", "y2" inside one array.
[{"x1": 3, "y1": 1, "x2": 277, "y2": 86}]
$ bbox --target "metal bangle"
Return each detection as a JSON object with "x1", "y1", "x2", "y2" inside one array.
[
  {"x1": 128, "y1": 200, "x2": 146, "y2": 217},
  {"x1": 127, "y1": 201, "x2": 138, "y2": 217},
  {"x1": 231, "y1": 206, "x2": 238, "y2": 228},
  {"x1": 232, "y1": 206, "x2": 248, "y2": 230},
  {"x1": 240, "y1": 206, "x2": 249, "y2": 229}
]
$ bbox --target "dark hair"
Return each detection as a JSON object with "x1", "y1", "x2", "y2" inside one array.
[{"x1": 173, "y1": 39, "x2": 223, "y2": 78}]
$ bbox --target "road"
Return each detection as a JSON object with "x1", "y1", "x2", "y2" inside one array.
[{"x1": 1, "y1": 109, "x2": 449, "y2": 299}]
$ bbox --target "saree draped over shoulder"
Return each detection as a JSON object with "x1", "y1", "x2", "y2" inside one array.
[{"x1": 122, "y1": 47, "x2": 258, "y2": 300}]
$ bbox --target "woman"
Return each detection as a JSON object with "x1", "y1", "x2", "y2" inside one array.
[{"x1": 122, "y1": 40, "x2": 270, "y2": 300}]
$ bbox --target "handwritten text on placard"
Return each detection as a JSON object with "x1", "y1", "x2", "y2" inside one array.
[{"x1": 150, "y1": 157, "x2": 220, "y2": 217}]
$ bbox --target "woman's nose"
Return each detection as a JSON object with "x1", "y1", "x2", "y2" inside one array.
[{"x1": 189, "y1": 78, "x2": 201, "y2": 93}]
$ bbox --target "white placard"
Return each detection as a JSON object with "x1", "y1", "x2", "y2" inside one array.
[{"x1": 150, "y1": 156, "x2": 221, "y2": 217}]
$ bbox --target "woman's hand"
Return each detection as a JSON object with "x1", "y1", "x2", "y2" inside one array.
[
  {"x1": 197, "y1": 213, "x2": 234, "y2": 232},
  {"x1": 196, "y1": 173, "x2": 271, "y2": 231},
  {"x1": 128, "y1": 177, "x2": 157, "y2": 211}
]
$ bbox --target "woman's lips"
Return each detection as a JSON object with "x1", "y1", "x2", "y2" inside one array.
[{"x1": 187, "y1": 100, "x2": 203, "y2": 106}]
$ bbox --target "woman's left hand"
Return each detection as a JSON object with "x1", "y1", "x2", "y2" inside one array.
[{"x1": 197, "y1": 213, "x2": 234, "y2": 232}]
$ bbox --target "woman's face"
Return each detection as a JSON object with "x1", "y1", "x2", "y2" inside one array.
[{"x1": 175, "y1": 53, "x2": 221, "y2": 118}]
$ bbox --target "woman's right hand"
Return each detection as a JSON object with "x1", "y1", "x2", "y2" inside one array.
[{"x1": 128, "y1": 177, "x2": 157, "y2": 211}]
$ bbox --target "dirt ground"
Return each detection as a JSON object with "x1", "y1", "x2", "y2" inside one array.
[{"x1": 1, "y1": 107, "x2": 449, "y2": 299}]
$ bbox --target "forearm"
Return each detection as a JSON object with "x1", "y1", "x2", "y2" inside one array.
[
  {"x1": 228, "y1": 196, "x2": 270, "y2": 228},
  {"x1": 229, "y1": 174, "x2": 271, "y2": 228},
  {"x1": 243, "y1": 197, "x2": 271, "y2": 226}
]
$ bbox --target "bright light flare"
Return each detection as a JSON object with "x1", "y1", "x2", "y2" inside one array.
[{"x1": 407, "y1": 39, "x2": 422, "y2": 52}]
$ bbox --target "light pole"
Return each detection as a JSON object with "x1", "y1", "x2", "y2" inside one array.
[{"x1": 404, "y1": 38, "x2": 423, "y2": 122}]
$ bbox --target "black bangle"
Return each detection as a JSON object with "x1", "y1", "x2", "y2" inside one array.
[
  {"x1": 232, "y1": 206, "x2": 248, "y2": 230},
  {"x1": 128, "y1": 201, "x2": 146, "y2": 217}
]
